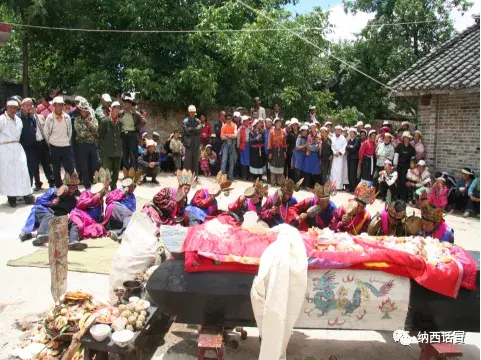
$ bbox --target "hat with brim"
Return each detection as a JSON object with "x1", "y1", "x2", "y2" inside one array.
[
  {"x1": 414, "y1": 130, "x2": 422, "y2": 138},
  {"x1": 274, "y1": 117, "x2": 282, "y2": 124},
  {"x1": 111, "y1": 101, "x2": 121, "y2": 108},
  {"x1": 364, "y1": 124, "x2": 371, "y2": 129},
  {"x1": 121, "y1": 178, "x2": 134, "y2": 188},
  {"x1": 355, "y1": 121, "x2": 364, "y2": 127},
  {"x1": 91, "y1": 183, "x2": 105, "y2": 195},
  {"x1": 153, "y1": 131, "x2": 160, "y2": 137},
  {"x1": 461, "y1": 167, "x2": 474, "y2": 176},
  {"x1": 334, "y1": 125, "x2": 342, "y2": 130},
  {"x1": 402, "y1": 121, "x2": 411, "y2": 126},
  {"x1": 300, "y1": 125, "x2": 309, "y2": 131},
  {"x1": 320, "y1": 126, "x2": 328, "y2": 132},
  {"x1": 324, "y1": 121, "x2": 332, "y2": 126},
  {"x1": 141, "y1": 132, "x2": 148, "y2": 138},
  {"x1": 252, "y1": 119, "x2": 260, "y2": 127},
  {"x1": 146, "y1": 139, "x2": 157, "y2": 148},
  {"x1": 233, "y1": 111, "x2": 241, "y2": 118},
  {"x1": 77, "y1": 100, "x2": 90, "y2": 111},
  {"x1": 102, "y1": 94, "x2": 112, "y2": 103},
  {"x1": 290, "y1": 118, "x2": 299, "y2": 125},
  {"x1": 435, "y1": 177, "x2": 446, "y2": 182},
  {"x1": 123, "y1": 96, "x2": 136, "y2": 105},
  {"x1": 417, "y1": 159, "x2": 426, "y2": 166},
  {"x1": 265, "y1": 118, "x2": 272, "y2": 123},
  {"x1": 402, "y1": 131, "x2": 412, "y2": 139},
  {"x1": 310, "y1": 123, "x2": 318, "y2": 128},
  {"x1": 52, "y1": 96, "x2": 65, "y2": 105},
  {"x1": 309, "y1": 105, "x2": 316, "y2": 110},
  {"x1": 285, "y1": 120, "x2": 291, "y2": 126},
  {"x1": 384, "y1": 132, "x2": 394, "y2": 139},
  {"x1": 241, "y1": 115, "x2": 250, "y2": 123},
  {"x1": 368, "y1": 129, "x2": 377, "y2": 137},
  {"x1": 349, "y1": 127, "x2": 357, "y2": 133}
]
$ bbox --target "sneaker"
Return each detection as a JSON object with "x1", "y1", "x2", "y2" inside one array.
[
  {"x1": 33, "y1": 234, "x2": 49, "y2": 246},
  {"x1": 463, "y1": 211, "x2": 471, "y2": 218},
  {"x1": 19, "y1": 232, "x2": 32, "y2": 242},
  {"x1": 151, "y1": 179, "x2": 160, "y2": 185},
  {"x1": 68, "y1": 242, "x2": 88, "y2": 251}
]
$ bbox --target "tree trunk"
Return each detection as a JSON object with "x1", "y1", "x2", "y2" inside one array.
[{"x1": 22, "y1": 35, "x2": 28, "y2": 98}]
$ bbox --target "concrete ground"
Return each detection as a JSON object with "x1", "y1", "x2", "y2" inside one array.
[{"x1": 0, "y1": 173, "x2": 479, "y2": 360}]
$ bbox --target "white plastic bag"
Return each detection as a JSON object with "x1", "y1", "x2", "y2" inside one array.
[
  {"x1": 109, "y1": 213, "x2": 159, "y2": 303},
  {"x1": 251, "y1": 224, "x2": 308, "y2": 360}
]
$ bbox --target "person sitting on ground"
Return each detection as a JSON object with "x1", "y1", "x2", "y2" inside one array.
[
  {"x1": 142, "y1": 169, "x2": 194, "y2": 230},
  {"x1": 329, "y1": 182, "x2": 375, "y2": 235},
  {"x1": 103, "y1": 168, "x2": 141, "y2": 241},
  {"x1": 200, "y1": 144, "x2": 217, "y2": 176},
  {"x1": 67, "y1": 169, "x2": 111, "y2": 251},
  {"x1": 19, "y1": 173, "x2": 79, "y2": 245},
  {"x1": 286, "y1": 181, "x2": 337, "y2": 232},
  {"x1": 406, "y1": 159, "x2": 431, "y2": 205},
  {"x1": 420, "y1": 192, "x2": 454, "y2": 243},
  {"x1": 185, "y1": 183, "x2": 222, "y2": 226},
  {"x1": 378, "y1": 158, "x2": 398, "y2": 201},
  {"x1": 170, "y1": 130, "x2": 183, "y2": 171},
  {"x1": 455, "y1": 167, "x2": 476, "y2": 213},
  {"x1": 227, "y1": 179, "x2": 268, "y2": 223},
  {"x1": 138, "y1": 139, "x2": 160, "y2": 184},
  {"x1": 367, "y1": 200, "x2": 408, "y2": 237},
  {"x1": 464, "y1": 175, "x2": 479, "y2": 217},
  {"x1": 428, "y1": 176, "x2": 450, "y2": 211},
  {"x1": 434, "y1": 171, "x2": 457, "y2": 211},
  {"x1": 260, "y1": 178, "x2": 303, "y2": 227}
]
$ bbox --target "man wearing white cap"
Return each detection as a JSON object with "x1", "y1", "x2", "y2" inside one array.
[
  {"x1": 324, "y1": 121, "x2": 333, "y2": 137},
  {"x1": 0, "y1": 99, "x2": 35, "y2": 207},
  {"x1": 95, "y1": 93, "x2": 112, "y2": 121},
  {"x1": 44, "y1": 96, "x2": 74, "y2": 188},
  {"x1": 99, "y1": 101, "x2": 123, "y2": 189},
  {"x1": 182, "y1": 105, "x2": 202, "y2": 173},
  {"x1": 355, "y1": 121, "x2": 364, "y2": 132},
  {"x1": 250, "y1": 97, "x2": 266, "y2": 121},
  {"x1": 306, "y1": 105, "x2": 319, "y2": 123},
  {"x1": 119, "y1": 94, "x2": 147, "y2": 169},
  {"x1": 330, "y1": 125, "x2": 347, "y2": 190}
]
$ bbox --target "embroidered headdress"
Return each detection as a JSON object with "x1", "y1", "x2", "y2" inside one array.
[
  {"x1": 354, "y1": 183, "x2": 377, "y2": 205},
  {"x1": 93, "y1": 168, "x2": 112, "y2": 190},
  {"x1": 63, "y1": 172, "x2": 79, "y2": 186},
  {"x1": 280, "y1": 177, "x2": 304, "y2": 193},
  {"x1": 421, "y1": 195, "x2": 444, "y2": 223},
  {"x1": 387, "y1": 200, "x2": 407, "y2": 220},
  {"x1": 309, "y1": 181, "x2": 336, "y2": 199},
  {"x1": 177, "y1": 169, "x2": 196, "y2": 187},
  {"x1": 253, "y1": 178, "x2": 269, "y2": 197},
  {"x1": 215, "y1": 171, "x2": 233, "y2": 194}
]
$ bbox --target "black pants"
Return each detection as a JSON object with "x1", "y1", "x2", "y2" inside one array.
[
  {"x1": 320, "y1": 160, "x2": 330, "y2": 186},
  {"x1": 305, "y1": 173, "x2": 320, "y2": 189},
  {"x1": 397, "y1": 166, "x2": 409, "y2": 201},
  {"x1": 347, "y1": 157, "x2": 360, "y2": 192},
  {"x1": 35, "y1": 140, "x2": 54, "y2": 187},
  {"x1": 50, "y1": 145, "x2": 74, "y2": 188},
  {"x1": 465, "y1": 197, "x2": 480, "y2": 214},
  {"x1": 68, "y1": 221, "x2": 80, "y2": 244},
  {"x1": 142, "y1": 166, "x2": 160, "y2": 181},
  {"x1": 122, "y1": 132, "x2": 139, "y2": 169},
  {"x1": 23, "y1": 146, "x2": 38, "y2": 188},
  {"x1": 184, "y1": 146, "x2": 200, "y2": 175},
  {"x1": 372, "y1": 165, "x2": 384, "y2": 191},
  {"x1": 35, "y1": 211, "x2": 55, "y2": 235},
  {"x1": 455, "y1": 192, "x2": 469, "y2": 211},
  {"x1": 294, "y1": 169, "x2": 305, "y2": 185},
  {"x1": 78, "y1": 143, "x2": 100, "y2": 189},
  {"x1": 379, "y1": 182, "x2": 398, "y2": 200}
]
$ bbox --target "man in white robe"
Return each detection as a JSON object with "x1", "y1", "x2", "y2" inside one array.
[
  {"x1": 0, "y1": 100, "x2": 35, "y2": 207},
  {"x1": 330, "y1": 125, "x2": 347, "y2": 190}
]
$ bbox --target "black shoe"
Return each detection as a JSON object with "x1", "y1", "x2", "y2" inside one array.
[
  {"x1": 33, "y1": 234, "x2": 49, "y2": 246},
  {"x1": 68, "y1": 242, "x2": 88, "y2": 251},
  {"x1": 19, "y1": 232, "x2": 32, "y2": 242},
  {"x1": 24, "y1": 195, "x2": 35, "y2": 205},
  {"x1": 8, "y1": 197, "x2": 17, "y2": 208},
  {"x1": 33, "y1": 182, "x2": 43, "y2": 191},
  {"x1": 151, "y1": 179, "x2": 160, "y2": 185}
]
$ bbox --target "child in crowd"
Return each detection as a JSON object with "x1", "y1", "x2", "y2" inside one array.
[{"x1": 200, "y1": 145, "x2": 218, "y2": 176}]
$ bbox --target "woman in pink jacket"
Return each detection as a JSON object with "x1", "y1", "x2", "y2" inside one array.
[{"x1": 429, "y1": 177, "x2": 449, "y2": 210}]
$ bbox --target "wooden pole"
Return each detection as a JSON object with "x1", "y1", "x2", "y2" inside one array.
[{"x1": 48, "y1": 216, "x2": 68, "y2": 302}]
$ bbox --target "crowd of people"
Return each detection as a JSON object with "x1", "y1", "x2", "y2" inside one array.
[{"x1": 0, "y1": 93, "x2": 479, "y2": 251}]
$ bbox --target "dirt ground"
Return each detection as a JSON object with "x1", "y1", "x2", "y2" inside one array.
[{"x1": 0, "y1": 174, "x2": 479, "y2": 360}]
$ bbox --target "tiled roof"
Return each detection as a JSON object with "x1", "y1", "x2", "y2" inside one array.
[{"x1": 388, "y1": 22, "x2": 480, "y2": 93}]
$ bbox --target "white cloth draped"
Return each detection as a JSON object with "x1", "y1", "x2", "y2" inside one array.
[
  {"x1": 251, "y1": 225, "x2": 308, "y2": 360},
  {"x1": 330, "y1": 134, "x2": 347, "y2": 190},
  {"x1": 0, "y1": 113, "x2": 32, "y2": 196}
]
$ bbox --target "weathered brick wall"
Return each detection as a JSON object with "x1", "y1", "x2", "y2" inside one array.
[{"x1": 418, "y1": 92, "x2": 480, "y2": 175}]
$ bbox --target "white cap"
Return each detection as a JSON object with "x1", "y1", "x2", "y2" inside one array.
[
  {"x1": 300, "y1": 125, "x2": 309, "y2": 131},
  {"x1": 141, "y1": 132, "x2": 148, "y2": 138},
  {"x1": 241, "y1": 115, "x2": 250, "y2": 122},
  {"x1": 402, "y1": 121, "x2": 411, "y2": 126},
  {"x1": 290, "y1": 118, "x2": 299, "y2": 125},
  {"x1": 6, "y1": 100, "x2": 19, "y2": 107},
  {"x1": 265, "y1": 118, "x2": 273, "y2": 123},
  {"x1": 349, "y1": 127, "x2": 357, "y2": 133},
  {"x1": 335, "y1": 125, "x2": 343, "y2": 130},
  {"x1": 21, "y1": 98, "x2": 33, "y2": 105},
  {"x1": 384, "y1": 132, "x2": 394, "y2": 138},
  {"x1": 414, "y1": 130, "x2": 422, "y2": 137},
  {"x1": 383, "y1": 121, "x2": 390, "y2": 125},
  {"x1": 368, "y1": 129, "x2": 377, "y2": 136},
  {"x1": 252, "y1": 119, "x2": 260, "y2": 127},
  {"x1": 188, "y1": 105, "x2": 196, "y2": 113},
  {"x1": 417, "y1": 159, "x2": 426, "y2": 166},
  {"x1": 233, "y1": 111, "x2": 241, "y2": 117},
  {"x1": 324, "y1": 121, "x2": 332, "y2": 126},
  {"x1": 320, "y1": 126, "x2": 328, "y2": 132},
  {"x1": 146, "y1": 139, "x2": 157, "y2": 147},
  {"x1": 211, "y1": 134, "x2": 216, "y2": 138},
  {"x1": 111, "y1": 101, "x2": 121, "y2": 108},
  {"x1": 355, "y1": 121, "x2": 364, "y2": 127},
  {"x1": 153, "y1": 131, "x2": 160, "y2": 137},
  {"x1": 402, "y1": 131, "x2": 412, "y2": 139},
  {"x1": 74, "y1": 96, "x2": 85, "y2": 102},
  {"x1": 364, "y1": 124, "x2": 372, "y2": 129},
  {"x1": 52, "y1": 96, "x2": 65, "y2": 105},
  {"x1": 285, "y1": 120, "x2": 291, "y2": 126},
  {"x1": 101, "y1": 94, "x2": 112, "y2": 102}
]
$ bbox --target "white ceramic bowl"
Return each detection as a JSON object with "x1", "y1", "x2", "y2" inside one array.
[
  {"x1": 136, "y1": 299, "x2": 150, "y2": 310},
  {"x1": 90, "y1": 324, "x2": 111, "y2": 342},
  {"x1": 128, "y1": 296, "x2": 140, "y2": 303},
  {"x1": 112, "y1": 330, "x2": 134, "y2": 348}
]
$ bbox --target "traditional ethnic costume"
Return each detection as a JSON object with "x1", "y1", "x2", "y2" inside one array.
[
  {"x1": 259, "y1": 178, "x2": 302, "y2": 227},
  {"x1": 329, "y1": 182, "x2": 375, "y2": 235},
  {"x1": 420, "y1": 198, "x2": 454, "y2": 243},
  {"x1": 103, "y1": 168, "x2": 141, "y2": 240},
  {"x1": 237, "y1": 117, "x2": 250, "y2": 180},
  {"x1": 268, "y1": 119, "x2": 287, "y2": 186},
  {"x1": 319, "y1": 131, "x2": 333, "y2": 185},
  {"x1": 68, "y1": 169, "x2": 111, "y2": 250},
  {"x1": 367, "y1": 200, "x2": 408, "y2": 236},
  {"x1": 0, "y1": 104, "x2": 34, "y2": 207},
  {"x1": 286, "y1": 181, "x2": 337, "y2": 232},
  {"x1": 378, "y1": 159, "x2": 398, "y2": 200},
  {"x1": 293, "y1": 126, "x2": 308, "y2": 183},
  {"x1": 142, "y1": 169, "x2": 193, "y2": 230},
  {"x1": 249, "y1": 122, "x2": 266, "y2": 179},
  {"x1": 346, "y1": 130, "x2": 361, "y2": 192},
  {"x1": 330, "y1": 127, "x2": 347, "y2": 190},
  {"x1": 358, "y1": 130, "x2": 377, "y2": 186},
  {"x1": 19, "y1": 173, "x2": 79, "y2": 245},
  {"x1": 303, "y1": 131, "x2": 321, "y2": 188},
  {"x1": 227, "y1": 179, "x2": 268, "y2": 224}
]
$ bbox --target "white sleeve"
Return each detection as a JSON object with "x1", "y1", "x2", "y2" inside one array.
[{"x1": 386, "y1": 171, "x2": 398, "y2": 186}]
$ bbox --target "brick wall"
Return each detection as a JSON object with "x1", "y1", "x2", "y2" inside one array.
[{"x1": 418, "y1": 92, "x2": 480, "y2": 175}]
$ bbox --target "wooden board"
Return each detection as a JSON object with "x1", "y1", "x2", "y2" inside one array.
[{"x1": 49, "y1": 216, "x2": 68, "y2": 302}]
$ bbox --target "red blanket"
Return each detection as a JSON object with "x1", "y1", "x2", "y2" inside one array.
[{"x1": 182, "y1": 222, "x2": 477, "y2": 298}]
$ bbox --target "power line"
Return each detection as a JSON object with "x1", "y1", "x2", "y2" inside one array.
[
  {"x1": 234, "y1": 0, "x2": 403, "y2": 95},
  {"x1": 2, "y1": 19, "x2": 441, "y2": 34}
]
